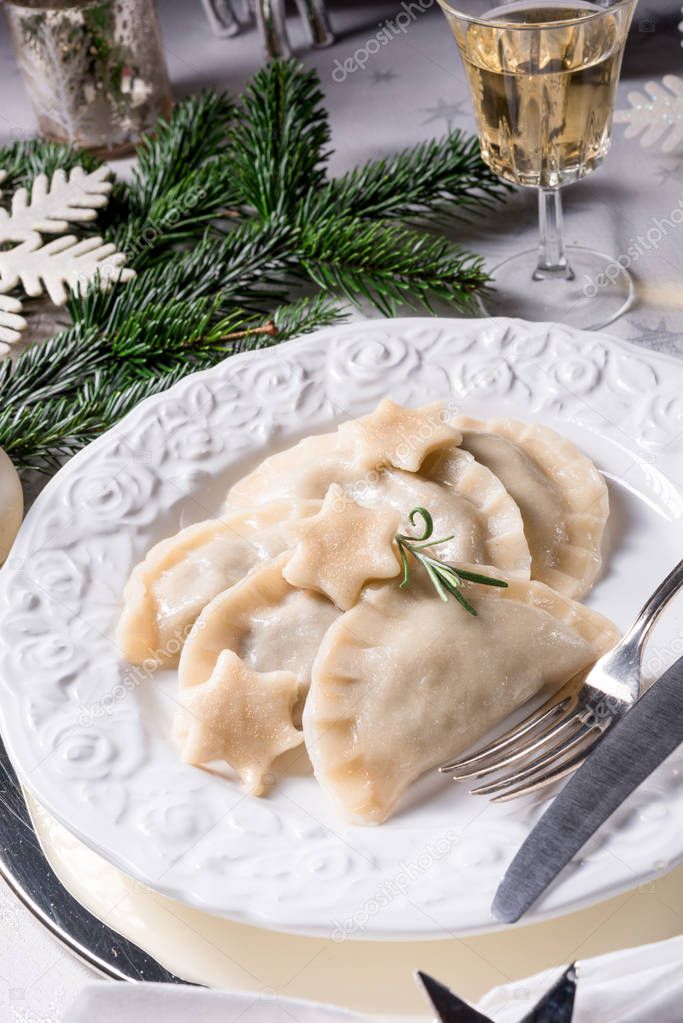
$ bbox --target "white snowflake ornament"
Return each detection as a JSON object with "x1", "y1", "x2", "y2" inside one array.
[
  {"x1": 0, "y1": 164, "x2": 134, "y2": 356},
  {"x1": 0, "y1": 295, "x2": 27, "y2": 352},
  {"x1": 614, "y1": 75, "x2": 683, "y2": 152},
  {"x1": 0, "y1": 164, "x2": 114, "y2": 243},
  {"x1": 0, "y1": 234, "x2": 133, "y2": 306}
]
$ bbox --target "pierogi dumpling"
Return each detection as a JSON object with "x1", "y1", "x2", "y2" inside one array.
[
  {"x1": 347, "y1": 452, "x2": 531, "y2": 579},
  {"x1": 304, "y1": 576, "x2": 619, "y2": 825},
  {"x1": 436, "y1": 417, "x2": 609, "y2": 599},
  {"x1": 174, "y1": 649, "x2": 302, "y2": 796},
  {"x1": 117, "y1": 498, "x2": 320, "y2": 668},
  {"x1": 227, "y1": 431, "x2": 353, "y2": 508},
  {"x1": 226, "y1": 409, "x2": 531, "y2": 580},
  {"x1": 226, "y1": 400, "x2": 461, "y2": 509},
  {"x1": 338, "y1": 398, "x2": 461, "y2": 472},
  {"x1": 283, "y1": 486, "x2": 401, "y2": 610},
  {"x1": 176, "y1": 554, "x2": 340, "y2": 788},
  {"x1": 178, "y1": 553, "x2": 339, "y2": 705}
]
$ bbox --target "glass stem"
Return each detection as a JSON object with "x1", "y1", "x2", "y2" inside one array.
[{"x1": 534, "y1": 188, "x2": 574, "y2": 281}]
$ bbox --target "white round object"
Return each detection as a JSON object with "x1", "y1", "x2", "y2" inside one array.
[
  {"x1": 0, "y1": 318, "x2": 681, "y2": 938},
  {"x1": 0, "y1": 447, "x2": 23, "y2": 565}
]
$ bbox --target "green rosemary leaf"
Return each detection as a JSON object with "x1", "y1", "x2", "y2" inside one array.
[
  {"x1": 397, "y1": 540, "x2": 411, "y2": 589},
  {"x1": 396, "y1": 506, "x2": 507, "y2": 615},
  {"x1": 431, "y1": 563, "x2": 459, "y2": 592},
  {"x1": 408, "y1": 506, "x2": 434, "y2": 539},
  {"x1": 443, "y1": 577, "x2": 479, "y2": 616},
  {"x1": 404, "y1": 534, "x2": 456, "y2": 551},
  {"x1": 454, "y1": 568, "x2": 509, "y2": 588},
  {"x1": 424, "y1": 560, "x2": 450, "y2": 603}
]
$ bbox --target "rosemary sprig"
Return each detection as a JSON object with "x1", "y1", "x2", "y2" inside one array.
[{"x1": 396, "y1": 507, "x2": 508, "y2": 616}]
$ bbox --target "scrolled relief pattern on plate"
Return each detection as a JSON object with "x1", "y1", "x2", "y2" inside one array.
[
  {"x1": 425, "y1": 322, "x2": 682, "y2": 451},
  {"x1": 0, "y1": 319, "x2": 682, "y2": 931}
]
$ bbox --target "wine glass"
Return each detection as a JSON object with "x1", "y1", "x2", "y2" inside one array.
[{"x1": 437, "y1": 0, "x2": 637, "y2": 330}]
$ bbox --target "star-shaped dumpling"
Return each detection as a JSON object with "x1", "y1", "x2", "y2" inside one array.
[
  {"x1": 283, "y1": 485, "x2": 400, "y2": 610},
  {"x1": 339, "y1": 399, "x2": 461, "y2": 472},
  {"x1": 174, "y1": 649, "x2": 302, "y2": 796}
]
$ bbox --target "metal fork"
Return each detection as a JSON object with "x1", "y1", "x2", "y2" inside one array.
[{"x1": 440, "y1": 559, "x2": 683, "y2": 802}]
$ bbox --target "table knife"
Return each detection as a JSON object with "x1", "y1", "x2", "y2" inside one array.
[
  {"x1": 0, "y1": 735, "x2": 196, "y2": 984},
  {"x1": 492, "y1": 654, "x2": 683, "y2": 924}
]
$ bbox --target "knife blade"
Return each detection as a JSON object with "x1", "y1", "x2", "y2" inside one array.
[
  {"x1": 0, "y1": 736, "x2": 196, "y2": 984},
  {"x1": 492, "y1": 654, "x2": 683, "y2": 923}
]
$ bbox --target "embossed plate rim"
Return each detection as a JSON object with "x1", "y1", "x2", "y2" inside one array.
[{"x1": 0, "y1": 316, "x2": 682, "y2": 939}]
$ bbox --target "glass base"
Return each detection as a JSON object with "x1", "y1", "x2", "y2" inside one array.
[{"x1": 483, "y1": 246, "x2": 634, "y2": 331}]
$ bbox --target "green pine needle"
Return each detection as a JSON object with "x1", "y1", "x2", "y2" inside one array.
[
  {"x1": 326, "y1": 132, "x2": 512, "y2": 223},
  {"x1": 2, "y1": 59, "x2": 509, "y2": 474},
  {"x1": 128, "y1": 90, "x2": 236, "y2": 213},
  {"x1": 0, "y1": 139, "x2": 101, "y2": 197},
  {"x1": 229, "y1": 60, "x2": 331, "y2": 217},
  {"x1": 299, "y1": 213, "x2": 487, "y2": 316}
]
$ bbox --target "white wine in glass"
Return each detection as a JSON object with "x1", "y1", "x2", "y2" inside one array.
[{"x1": 438, "y1": 0, "x2": 637, "y2": 329}]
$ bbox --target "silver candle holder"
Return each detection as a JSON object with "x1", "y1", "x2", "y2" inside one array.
[{"x1": 200, "y1": 0, "x2": 334, "y2": 58}]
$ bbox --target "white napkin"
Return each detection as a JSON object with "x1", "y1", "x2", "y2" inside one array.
[
  {"x1": 63, "y1": 936, "x2": 683, "y2": 1023},
  {"x1": 62, "y1": 985, "x2": 392, "y2": 1023},
  {"x1": 477, "y1": 935, "x2": 683, "y2": 1023}
]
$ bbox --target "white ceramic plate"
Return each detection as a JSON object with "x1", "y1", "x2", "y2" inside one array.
[{"x1": 1, "y1": 318, "x2": 682, "y2": 939}]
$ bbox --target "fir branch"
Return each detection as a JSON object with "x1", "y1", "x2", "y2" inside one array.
[
  {"x1": 325, "y1": 132, "x2": 512, "y2": 222},
  {"x1": 0, "y1": 371, "x2": 185, "y2": 473},
  {"x1": 96, "y1": 92, "x2": 238, "y2": 267},
  {"x1": 0, "y1": 322, "x2": 105, "y2": 408},
  {"x1": 299, "y1": 214, "x2": 487, "y2": 316},
  {"x1": 71, "y1": 216, "x2": 298, "y2": 331},
  {"x1": 0, "y1": 292, "x2": 342, "y2": 470},
  {"x1": 1, "y1": 64, "x2": 510, "y2": 474},
  {"x1": 210, "y1": 294, "x2": 345, "y2": 356},
  {"x1": 230, "y1": 59, "x2": 331, "y2": 217},
  {"x1": 112, "y1": 160, "x2": 240, "y2": 270},
  {"x1": 127, "y1": 91, "x2": 236, "y2": 213},
  {"x1": 105, "y1": 293, "x2": 342, "y2": 372},
  {"x1": 0, "y1": 139, "x2": 101, "y2": 198},
  {"x1": 271, "y1": 294, "x2": 343, "y2": 341}
]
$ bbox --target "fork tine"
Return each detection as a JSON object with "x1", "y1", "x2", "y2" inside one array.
[
  {"x1": 439, "y1": 694, "x2": 577, "y2": 774},
  {"x1": 469, "y1": 724, "x2": 602, "y2": 797},
  {"x1": 491, "y1": 747, "x2": 594, "y2": 803},
  {"x1": 448, "y1": 712, "x2": 586, "y2": 781}
]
